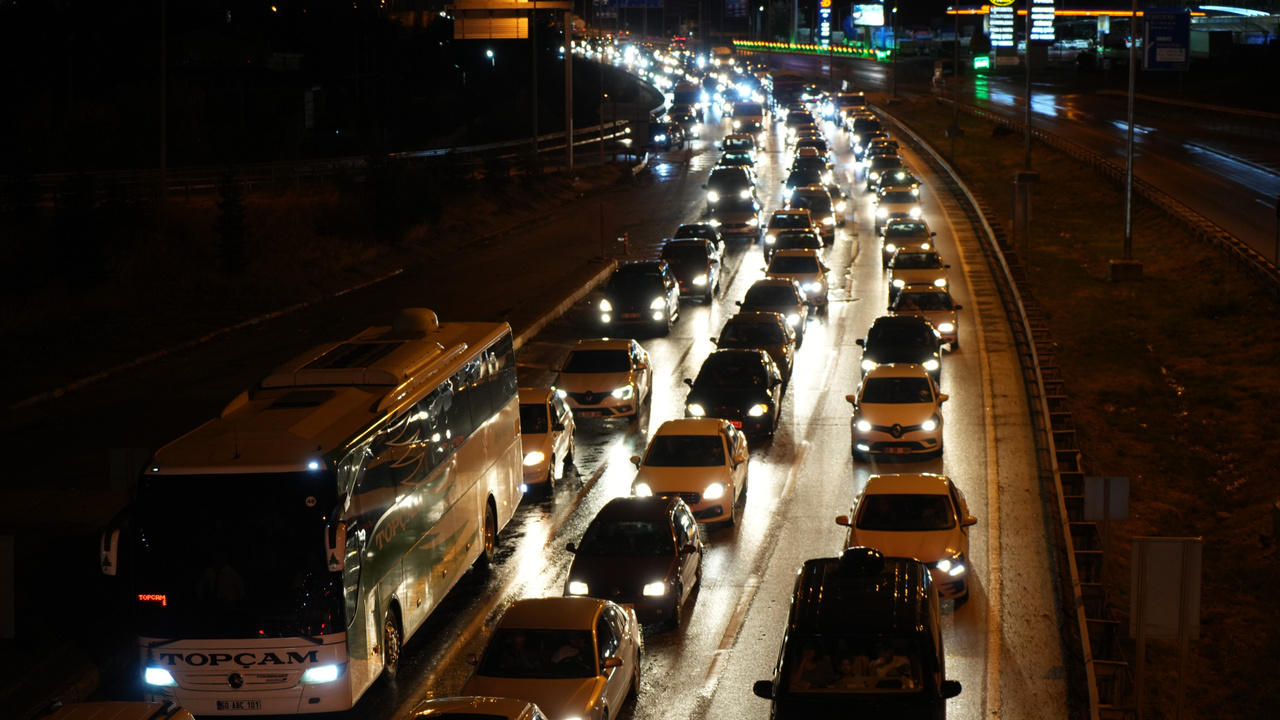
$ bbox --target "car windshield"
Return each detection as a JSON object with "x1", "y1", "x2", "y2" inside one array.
[
  {"x1": 783, "y1": 635, "x2": 923, "y2": 693},
  {"x1": 695, "y1": 354, "x2": 769, "y2": 389},
  {"x1": 868, "y1": 323, "x2": 934, "y2": 347},
  {"x1": 861, "y1": 376, "x2": 934, "y2": 404},
  {"x1": 478, "y1": 628, "x2": 596, "y2": 679},
  {"x1": 710, "y1": 171, "x2": 750, "y2": 189},
  {"x1": 562, "y1": 350, "x2": 631, "y2": 374},
  {"x1": 787, "y1": 169, "x2": 823, "y2": 186},
  {"x1": 894, "y1": 292, "x2": 954, "y2": 311},
  {"x1": 768, "y1": 256, "x2": 821, "y2": 274},
  {"x1": 519, "y1": 404, "x2": 549, "y2": 434},
  {"x1": 733, "y1": 103, "x2": 764, "y2": 117},
  {"x1": 776, "y1": 232, "x2": 822, "y2": 249},
  {"x1": 853, "y1": 118, "x2": 882, "y2": 133},
  {"x1": 879, "y1": 191, "x2": 918, "y2": 204},
  {"x1": 883, "y1": 222, "x2": 930, "y2": 239},
  {"x1": 856, "y1": 493, "x2": 957, "y2": 531},
  {"x1": 870, "y1": 157, "x2": 903, "y2": 169},
  {"x1": 724, "y1": 139, "x2": 753, "y2": 152},
  {"x1": 770, "y1": 214, "x2": 810, "y2": 229},
  {"x1": 607, "y1": 273, "x2": 664, "y2": 295},
  {"x1": 578, "y1": 520, "x2": 674, "y2": 556},
  {"x1": 792, "y1": 158, "x2": 828, "y2": 172},
  {"x1": 721, "y1": 321, "x2": 784, "y2": 345},
  {"x1": 721, "y1": 152, "x2": 753, "y2": 165},
  {"x1": 661, "y1": 244, "x2": 707, "y2": 263},
  {"x1": 891, "y1": 252, "x2": 943, "y2": 270},
  {"x1": 790, "y1": 195, "x2": 832, "y2": 212},
  {"x1": 716, "y1": 196, "x2": 757, "y2": 213},
  {"x1": 644, "y1": 434, "x2": 726, "y2": 467},
  {"x1": 744, "y1": 285, "x2": 799, "y2": 306}
]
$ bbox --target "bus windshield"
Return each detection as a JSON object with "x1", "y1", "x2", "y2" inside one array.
[{"x1": 133, "y1": 472, "x2": 342, "y2": 639}]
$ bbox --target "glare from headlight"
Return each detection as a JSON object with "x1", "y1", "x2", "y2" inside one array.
[
  {"x1": 921, "y1": 418, "x2": 938, "y2": 432},
  {"x1": 909, "y1": 207, "x2": 922, "y2": 218},
  {"x1": 634, "y1": 483, "x2": 653, "y2": 497},
  {"x1": 802, "y1": 282, "x2": 819, "y2": 292},
  {"x1": 611, "y1": 385, "x2": 634, "y2": 400},
  {"x1": 746, "y1": 217, "x2": 759, "y2": 226},
  {"x1": 144, "y1": 668, "x2": 176, "y2": 686},
  {"x1": 923, "y1": 359, "x2": 940, "y2": 371},
  {"x1": 948, "y1": 563, "x2": 966, "y2": 576},
  {"x1": 786, "y1": 313, "x2": 800, "y2": 326},
  {"x1": 747, "y1": 403, "x2": 769, "y2": 417},
  {"x1": 935, "y1": 559, "x2": 952, "y2": 573},
  {"x1": 739, "y1": 189, "x2": 752, "y2": 199},
  {"x1": 877, "y1": 208, "x2": 888, "y2": 218},
  {"x1": 687, "y1": 403, "x2": 705, "y2": 416},
  {"x1": 302, "y1": 665, "x2": 341, "y2": 684},
  {"x1": 892, "y1": 279, "x2": 905, "y2": 288},
  {"x1": 568, "y1": 580, "x2": 590, "y2": 595},
  {"x1": 856, "y1": 419, "x2": 872, "y2": 432},
  {"x1": 708, "y1": 219, "x2": 721, "y2": 227},
  {"x1": 836, "y1": 201, "x2": 847, "y2": 211},
  {"x1": 693, "y1": 274, "x2": 708, "y2": 285},
  {"x1": 599, "y1": 298, "x2": 612, "y2": 312},
  {"x1": 707, "y1": 190, "x2": 720, "y2": 203},
  {"x1": 650, "y1": 297, "x2": 666, "y2": 309},
  {"x1": 822, "y1": 217, "x2": 834, "y2": 225},
  {"x1": 556, "y1": 389, "x2": 567, "y2": 398},
  {"x1": 643, "y1": 581, "x2": 667, "y2": 596},
  {"x1": 765, "y1": 234, "x2": 776, "y2": 244},
  {"x1": 861, "y1": 359, "x2": 878, "y2": 372},
  {"x1": 935, "y1": 278, "x2": 947, "y2": 287},
  {"x1": 885, "y1": 242, "x2": 898, "y2": 253},
  {"x1": 523, "y1": 451, "x2": 546, "y2": 466},
  {"x1": 937, "y1": 322, "x2": 955, "y2": 333},
  {"x1": 703, "y1": 482, "x2": 726, "y2": 500}
]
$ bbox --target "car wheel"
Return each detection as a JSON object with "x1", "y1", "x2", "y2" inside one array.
[
  {"x1": 546, "y1": 456, "x2": 557, "y2": 489},
  {"x1": 379, "y1": 608, "x2": 402, "y2": 684},
  {"x1": 475, "y1": 503, "x2": 498, "y2": 569},
  {"x1": 563, "y1": 440, "x2": 576, "y2": 474}
]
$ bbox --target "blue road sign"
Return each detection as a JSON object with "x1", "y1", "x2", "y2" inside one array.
[{"x1": 1143, "y1": 9, "x2": 1191, "y2": 71}]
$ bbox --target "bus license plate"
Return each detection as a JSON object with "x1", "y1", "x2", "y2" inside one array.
[{"x1": 217, "y1": 700, "x2": 262, "y2": 711}]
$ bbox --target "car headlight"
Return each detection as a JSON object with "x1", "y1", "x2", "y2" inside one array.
[
  {"x1": 567, "y1": 580, "x2": 590, "y2": 595},
  {"x1": 921, "y1": 417, "x2": 938, "y2": 432},
  {"x1": 747, "y1": 403, "x2": 769, "y2": 417},
  {"x1": 835, "y1": 200, "x2": 847, "y2": 211},
  {"x1": 765, "y1": 234, "x2": 776, "y2": 244},
  {"x1": 822, "y1": 217, "x2": 834, "y2": 226},
  {"x1": 708, "y1": 219, "x2": 721, "y2": 227},
  {"x1": 923, "y1": 359, "x2": 940, "y2": 372},
  {"x1": 937, "y1": 322, "x2": 955, "y2": 333},
  {"x1": 650, "y1": 297, "x2": 667, "y2": 310},
  {"x1": 703, "y1": 482, "x2": 726, "y2": 500},
  {"x1": 869, "y1": 171, "x2": 881, "y2": 181},
  {"x1": 935, "y1": 278, "x2": 947, "y2": 287},
  {"x1": 687, "y1": 403, "x2": 705, "y2": 417},
  {"x1": 301, "y1": 664, "x2": 341, "y2": 684},
  {"x1": 611, "y1": 385, "x2": 634, "y2": 400},
  {"x1": 656, "y1": 134, "x2": 667, "y2": 142},
  {"x1": 634, "y1": 482, "x2": 653, "y2": 497},
  {"x1": 935, "y1": 556, "x2": 966, "y2": 576},
  {"x1": 911, "y1": 187, "x2": 920, "y2": 196},
  {"x1": 786, "y1": 313, "x2": 800, "y2": 327},
  {"x1": 144, "y1": 668, "x2": 177, "y2": 687},
  {"x1": 861, "y1": 359, "x2": 878, "y2": 372},
  {"x1": 693, "y1": 273, "x2": 708, "y2": 285},
  {"x1": 801, "y1": 282, "x2": 820, "y2": 292},
  {"x1": 892, "y1": 279, "x2": 906, "y2": 288},
  {"x1": 523, "y1": 451, "x2": 546, "y2": 466},
  {"x1": 855, "y1": 419, "x2": 872, "y2": 432},
  {"x1": 909, "y1": 207, "x2": 922, "y2": 218},
  {"x1": 885, "y1": 242, "x2": 898, "y2": 253},
  {"x1": 556, "y1": 388, "x2": 567, "y2": 398},
  {"x1": 733, "y1": 119, "x2": 742, "y2": 128},
  {"x1": 599, "y1": 298, "x2": 612, "y2": 312},
  {"x1": 643, "y1": 581, "x2": 667, "y2": 596},
  {"x1": 739, "y1": 189, "x2": 752, "y2": 199},
  {"x1": 707, "y1": 190, "x2": 720, "y2": 203},
  {"x1": 877, "y1": 208, "x2": 888, "y2": 219},
  {"x1": 746, "y1": 217, "x2": 759, "y2": 226}
]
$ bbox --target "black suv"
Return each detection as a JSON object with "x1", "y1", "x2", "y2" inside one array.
[
  {"x1": 598, "y1": 261, "x2": 681, "y2": 336},
  {"x1": 856, "y1": 315, "x2": 943, "y2": 383}
]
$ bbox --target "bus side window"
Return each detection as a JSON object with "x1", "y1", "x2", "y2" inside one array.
[
  {"x1": 446, "y1": 369, "x2": 477, "y2": 446},
  {"x1": 491, "y1": 334, "x2": 518, "y2": 406},
  {"x1": 418, "y1": 386, "x2": 452, "y2": 469}
]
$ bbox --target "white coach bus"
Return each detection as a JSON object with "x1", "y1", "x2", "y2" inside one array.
[{"x1": 101, "y1": 308, "x2": 523, "y2": 714}]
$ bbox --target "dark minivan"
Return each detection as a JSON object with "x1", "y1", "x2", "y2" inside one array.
[{"x1": 753, "y1": 548, "x2": 962, "y2": 720}]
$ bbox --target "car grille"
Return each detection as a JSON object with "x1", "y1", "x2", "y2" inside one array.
[
  {"x1": 867, "y1": 421, "x2": 927, "y2": 437},
  {"x1": 678, "y1": 492, "x2": 702, "y2": 505},
  {"x1": 566, "y1": 391, "x2": 606, "y2": 405}
]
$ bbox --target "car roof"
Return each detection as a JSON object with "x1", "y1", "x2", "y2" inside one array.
[
  {"x1": 518, "y1": 387, "x2": 555, "y2": 404},
  {"x1": 771, "y1": 208, "x2": 810, "y2": 217},
  {"x1": 791, "y1": 552, "x2": 931, "y2": 635},
  {"x1": 653, "y1": 417, "x2": 732, "y2": 437},
  {"x1": 410, "y1": 697, "x2": 539, "y2": 720},
  {"x1": 497, "y1": 597, "x2": 605, "y2": 630},
  {"x1": 862, "y1": 473, "x2": 953, "y2": 497},
  {"x1": 863, "y1": 363, "x2": 933, "y2": 380},
  {"x1": 663, "y1": 237, "x2": 711, "y2": 248},
  {"x1": 570, "y1": 338, "x2": 634, "y2": 351},
  {"x1": 593, "y1": 495, "x2": 683, "y2": 523}
]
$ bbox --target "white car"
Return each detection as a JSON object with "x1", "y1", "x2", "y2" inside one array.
[
  {"x1": 835, "y1": 473, "x2": 977, "y2": 605},
  {"x1": 873, "y1": 185, "x2": 923, "y2": 233},
  {"x1": 409, "y1": 697, "x2": 549, "y2": 720},
  {"x1": 462, "y1": 597, "x2": 641, "y2": 720},
  {"x1": 764, "y1": 249, "x2": 830, "y2": 308},
  {"x1": 556, "y1": 339, "x2": 652, "y2": 419},
  {"x1": 519, "y1": 387, "x2": 577, "y2": 493},
  {"x1": 846, "y1": 363, "x2": 948, "y2": 462},
  {"x1": 631, "y1": 418, "x2": 750, "y2": 527},
  {"x1": 888, "y1": 285, "x2": 962, "y2": 350}
]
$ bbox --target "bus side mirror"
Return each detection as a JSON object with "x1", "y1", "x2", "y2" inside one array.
[
  {"x1": 100, "y1": 529, "x2": 120, "y2": 577},
  {"x1": 326, "y1": 521, "x2": 347, "y2": 572}
]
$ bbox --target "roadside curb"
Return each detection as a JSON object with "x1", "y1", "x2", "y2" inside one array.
[{"x1": 513, "y1": 261, "x2": 618, "y2": 352}]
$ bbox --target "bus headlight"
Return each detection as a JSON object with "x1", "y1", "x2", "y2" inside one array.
[
  {"x1": 302, "y1": 664, "x2": 341, "y2": 684},
  {"x1": 144, "y1": 668, "x2": 177, "y2": 687},
  {"x1": 523, "y1": 451, "x2": 546, "y2": 466},
  {"x1": 643, "y1": 581, "x2": 667, "y2": 596},
  {"x1": 568, "y1": 580, "x2": 590, "y2": 595}
]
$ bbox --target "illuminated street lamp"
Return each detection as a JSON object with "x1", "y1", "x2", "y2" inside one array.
[{"x1": 486, "y1": 49, "x2": 495, "y2": 66}]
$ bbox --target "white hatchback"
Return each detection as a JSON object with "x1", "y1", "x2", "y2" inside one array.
[
  {"x1": 631, "y1": 418, "x2": 750, "y2": 527},
  {"x1": 556, "y1": 339, "x2": 652, "y2": 419},
  {"x1": 846, "y1": 364, "x2": 947, "y2": 462},
  {"x1": 519, "y1": 387, "x2": 577, "y2": 493}
]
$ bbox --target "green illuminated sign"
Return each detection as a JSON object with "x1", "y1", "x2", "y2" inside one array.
[{"x1": 973, "y1": 56, "x2": 991, "y2": 70}]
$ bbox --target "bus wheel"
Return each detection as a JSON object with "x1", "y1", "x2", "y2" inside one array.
[
  {"x1": 477, "y1": 504, "x2": 498, "y2": 569},
  {"x1": 381, "y1": 610, "x2": 402, "y2": 683}
]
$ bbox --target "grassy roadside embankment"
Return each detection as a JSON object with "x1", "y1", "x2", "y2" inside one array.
[{"x1": 886, "y1": 93, "x2": 1280, "y2": 720}]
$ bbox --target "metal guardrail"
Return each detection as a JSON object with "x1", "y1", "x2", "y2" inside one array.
[{"x1": 880, "y1": 110, "x2": 1111, "y2": 720}]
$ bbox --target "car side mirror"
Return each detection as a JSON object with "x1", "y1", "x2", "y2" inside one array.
[
  {"x1": 466, "y1": 653, "x2": 479, "y2": 666},
  {"x1": 735, "y1": 300, "x2": 743, "y2": 307},
  {"x1": 942, "y1": 680, "x2": 962, "y2": 699},
  {"x1": 553, "y1": 421, "x2": 566, "y2": 432},
  {"x1": 701, "y1": 183, "x2": 707, "y2": 189},
  {"x1": 954, "y1": 304, "x2": 963, "y2": 310},
  {"x1": 630, "y1": 455, "x2": 642, "y2": 468},
  {"x1": 710, "y1": 337, "x2": 719, "y2": 345},
  {"x1": 845, "y1": 394, "x2": 857, "y2": 405},
  {"x1": 753, "y1": 680, "x2": 775, "y2": 699},
  {"x1": 566, "y1": 541, "x2": 578, "y2": 553},
  {"x1": 938, "y1": 393, "x2": 949, "y2": 403},
  {"x1": 682, "y1": 542, "x2": 699, "y2": 554},
  {"x1": 855, "y1": 338, "x2": 865, "y2": 347},
  {"x1": 930, "y1": 232, "x2": 938, "y2": 237},
  {"x1": 944, "y1": 264, "x2": 951, "y2": 268},
  {"x1": 602, "y1": 656, "x2": 624, "y2": 669},
  {"x1": 683, "y1": 378, "x2": 694, "y2": 388}
]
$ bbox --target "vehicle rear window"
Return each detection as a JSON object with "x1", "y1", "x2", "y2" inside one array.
[{"x1": 783, "y1": 635, "x2": 923, "y2": 693}]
